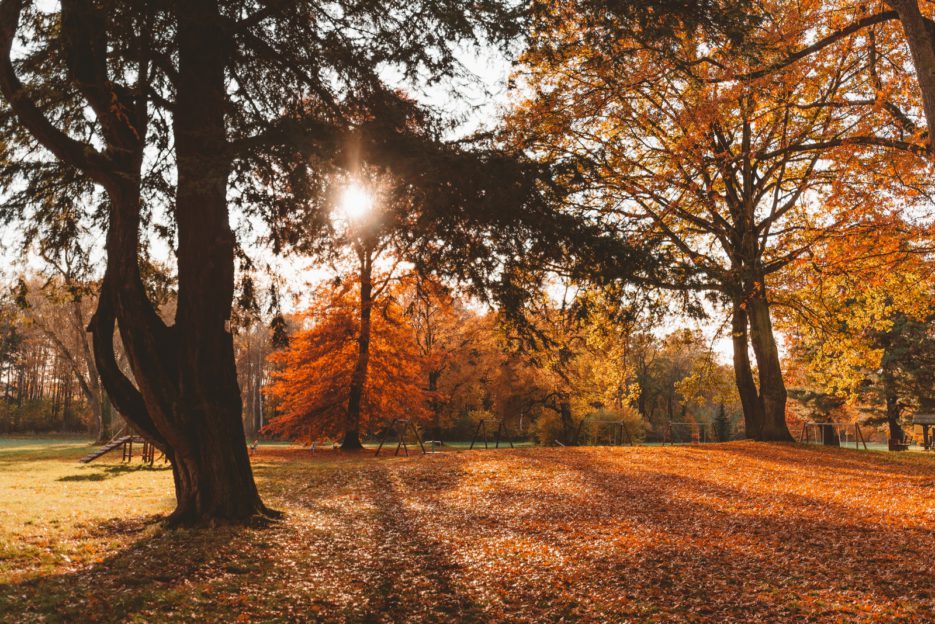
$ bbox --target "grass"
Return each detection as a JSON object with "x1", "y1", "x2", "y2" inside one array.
[{"x1": 0, "y1": 439, "x2": 933, "y2": 623}]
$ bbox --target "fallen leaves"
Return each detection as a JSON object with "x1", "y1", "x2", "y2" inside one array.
[{"x1": 0, "y1": 442, "x2": 933, "y2": 622}]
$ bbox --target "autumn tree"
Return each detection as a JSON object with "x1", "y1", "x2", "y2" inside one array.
[
  {"x1": 778, "y1": 216, "x2": 935, "y2": 443},
  {"x1": 509, "y1": 0, "x2": 933, "y2": 441},
  {"x1": 264, "y1": 279, "x2": 430, "y2": 445},
  {"x1": 19, "y1": 273, "x2": 113, "y2": 442},
  {"x1": 0, "y1": 0, "x2": 548, "y2": 523},
  {"x1": 500, "y1": 286, "x2": 647, "y2": 444}
]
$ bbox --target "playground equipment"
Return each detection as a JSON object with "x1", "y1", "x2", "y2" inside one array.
[
  {"x1": 798, "y1": 421, "x2": 868, "y2": 450},
  {"x1": 663, "y1": 421, "x2": 709, "y2": 445},
  {"x1": 375, "y1": 419, "x2": 426, "y2": 456},
  {"x1": 78, "y1": 427, "x2": 163, "y2": 465},
  {"x1": 469, "y1": 419, "x2": 514, "y2": 450}
]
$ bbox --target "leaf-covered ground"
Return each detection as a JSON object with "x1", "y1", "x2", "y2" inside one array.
[{"x1": 1, "y1": 439, "x2": 933, "y2": 623}]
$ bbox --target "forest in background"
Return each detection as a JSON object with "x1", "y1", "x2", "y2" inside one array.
[{"x1": 2, "y1": 257, "x2": 930, "y2": 448}]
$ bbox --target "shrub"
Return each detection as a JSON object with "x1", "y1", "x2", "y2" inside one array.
[{"x1": 581, "y1": 407, "x2": 648, "y2": 444}]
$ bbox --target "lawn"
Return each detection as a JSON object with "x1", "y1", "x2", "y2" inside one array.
[{"x1": 1, "y1": 440, "x2": 933, "y2": 623}]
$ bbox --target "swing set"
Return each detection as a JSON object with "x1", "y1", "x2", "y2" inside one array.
[
  {"x1": 469, "y1": 419, "x2": 514, "y2": 450},
  {"x1": 663, "y1": 421, "x2": 709, "y2": 444},
  {"x1": 374, "y1": 419, "x2": 427, "y2": 456},
  {"x1": 573, "y1": 417, "x2": 634, "y2": 446},
  {"x1": 798, "y1": 421, "x2": 868, "y2": 450}
]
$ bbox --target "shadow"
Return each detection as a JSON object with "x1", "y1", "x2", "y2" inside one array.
[
  {"x1": 712, "y1": 442, "x2": 935, "y2": 478},
  {"x1": 358, "y1": 463, "x2": 482, "y2": 622},
  {"x1": 57, "y1": 464, "x2": 172, "y2": 482},
  {"x1": 3, "y1": 445, "x2": 932, "y2": 623},
  {"x1": 0, "y1": 516, "x2": 251, "y2": 623},
  {"x1": 484, "y1": 448, "x2": 935, "y2": 620}
]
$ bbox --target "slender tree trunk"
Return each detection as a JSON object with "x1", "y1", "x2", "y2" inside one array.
[
  {"x1": 428, "y1": 369, "x2": 441, "y2": 440},
  {"x1": 96, "y1": 394, "x2": 112, "y2": 443},
  {"x1": 746, "y1": 286, "x2": 794, "y2": 442},
  {"x1": 731, "y1": 301, "x2": 763, "y2": 438},
  {"x1": 344, "y1": 250, "x2": 373, "y2": 451}
]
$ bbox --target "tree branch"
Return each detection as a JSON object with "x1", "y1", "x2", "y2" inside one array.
[{"x1": 0, "y1": 0, "x2": 113, "y2": 185}]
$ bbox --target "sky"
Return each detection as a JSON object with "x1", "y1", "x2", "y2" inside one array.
[{"x1": 0, "y1": 18, "x2": 739, "y2": 363}]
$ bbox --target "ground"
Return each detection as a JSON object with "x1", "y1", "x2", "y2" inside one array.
[{"x1": 0, "y1": 439, "x2": 933, "y2": 623}]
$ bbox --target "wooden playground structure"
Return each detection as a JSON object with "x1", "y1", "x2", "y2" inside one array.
[
  {"x1": 912, "y1": 413, "x2": 935, "y2": 450},
  {"x1": 78, "y1": 427, "x2": 163, "y2": 465},
  {"x1": 798, "y1": 421, "x2": 868, "y2": 450}
]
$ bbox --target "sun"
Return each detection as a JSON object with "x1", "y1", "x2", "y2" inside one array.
[{"x1": 336, "y1": 183, "x2": 374, "y2": 222}]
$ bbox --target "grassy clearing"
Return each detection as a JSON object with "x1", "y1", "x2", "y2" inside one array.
[{"x1": 0, "y1": 440, "x2": 933, "y2": 623}]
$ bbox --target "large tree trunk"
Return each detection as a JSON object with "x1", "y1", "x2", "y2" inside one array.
[
  {"x1": 560, "y1": 399, "x2": 576, "y2": 445},
  {"x1": 746, "y1": 286, "x2": 794, "y2": 442},
  {"x1": 731, "y1": 301, "x2": 763, "y2": 439},
  {"x1": 0, "y1": 0, "x2": 270, "y2": 524},
  {"x1": 166, "y1": 0, "x2": 267, "y2": 522},
  {"x1": 888, "y1": 0, "x2": 935, "y2": 146},
  {"x1": 344, "y1": 250, "x2": 373, "y2": 451},
  {"x1": 883, "y1": 370, "x2": 905, "y2": 446}
]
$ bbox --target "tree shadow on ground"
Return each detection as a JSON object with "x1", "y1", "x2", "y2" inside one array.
[
  {"x1": 710, "y1": 442, "x2": 935, "y2": 478},
  {"x1": 358, "y1": 464, "x2": 483, "y2": 622},
  {"x1": 460, "y1": 448, "x2": 935, "y2": 621},
  {"x1": 0, "y1": 514, "x2": 257, "y2": 623},
  {"x1": 56, "y1": 464, "x2": 172, "y2": 482}
]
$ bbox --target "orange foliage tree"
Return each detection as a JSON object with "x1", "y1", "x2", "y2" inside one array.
[
  {"x1": 263, "y1": 280, "x2": 431, "y2": 446},
  {"x1": 508, "y1": 0, "x2": 933, "y2": 440}
]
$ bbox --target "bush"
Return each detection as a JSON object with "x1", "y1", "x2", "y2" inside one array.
[
  {"x1": 581, "y1": 407, "x2": 648, "y2": 444},
  {"x1": 534, "y1": 410, "x2": 570, "y2": 446}
]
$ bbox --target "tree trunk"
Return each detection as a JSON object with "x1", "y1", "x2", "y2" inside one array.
[
  {"x1": 94, "y1": 394, "x2": 113, "y2": 443},
  {"x1": 166, "y1": 0, "x2": 267, "y2": 522},
  {"x1": 560, "y1": 399, "x2": 576, "y2": 445},
  {"x1": 884, "y1": 372, "x2": 905, "y2": 445},
  {"x1": 746, "y1": 287, "x2": 794, "y2": 442},
  {"x1": 344, "y1": 248, "x2": 373, "y2": 451},
  {"x1": 819, "y1": 423, "x2": 840, "y2": 447},
  {"x1": 888, "y1": 0, "x2": 935, "y2": 147},
  {"x1": 731, "y1": 300, "x2": 763, "y2": 438},
  {"x1": 428, "y1": 369, "x2": 441, "y2": 440}
]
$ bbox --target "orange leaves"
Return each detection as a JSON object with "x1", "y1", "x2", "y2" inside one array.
[
  {"x1": 263, "y1": 281, "x2": 432, "y2": 444},
  {"x1": 3, "y1": 442, "x2": 935, "y2": 622}
]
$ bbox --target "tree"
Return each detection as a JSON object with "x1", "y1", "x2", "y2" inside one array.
[
  {"x1": 400, "y1": 276, "x2": 477, "y2": 440},
  {"x1": 0, "y1": 0, "x2": 536, "y2": 523},
  {"x1": 509, "y1": 0, "x2": 932, "y2": 440},
  {"x1": 19, "y1": 274, "x2": 113, "y2": 442},
  {"x1": 263, "y1": 279, "x2": 430, "y2": 445},
  {"x1": 500, "y1": 286, "x2": 645, "y2": 444},
  {"x1": 737, "y1": 1, "x2": 935, "y2": 155},
  {"x1": 779, "y1": 218, "x2": 935, "y2": 443}
]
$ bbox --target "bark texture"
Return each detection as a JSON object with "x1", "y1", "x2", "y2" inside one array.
[{"x1": 0, "y1": 0, "x2": 270, "y2": 523}]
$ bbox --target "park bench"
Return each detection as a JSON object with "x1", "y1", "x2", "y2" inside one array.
[{"x1": 888, "y1": 431, "x2": 912, "y2": 452}]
